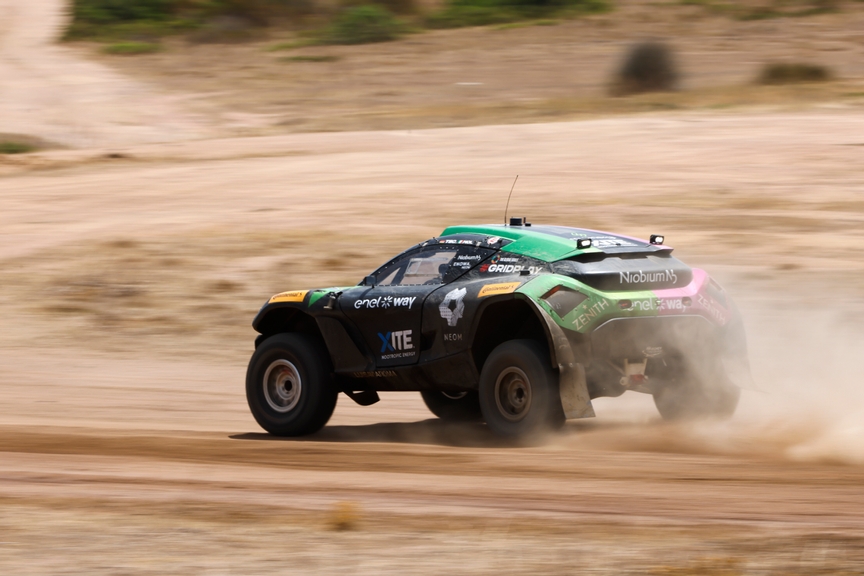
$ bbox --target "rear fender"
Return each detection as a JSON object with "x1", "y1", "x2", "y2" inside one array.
[{"x1": 522, "y1": 297, "x2": 595, "y2": 420}]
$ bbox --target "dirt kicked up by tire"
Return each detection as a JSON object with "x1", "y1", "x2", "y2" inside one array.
[
  {"x1": 246, "y1": 334, "x2": 338, "y2": 436},
  {"x1": 652, "y1": 377, "x2": 741, "y2": 421},
  {"x1": 420, "y1": 390, "x2": 482, "y2": 422}
]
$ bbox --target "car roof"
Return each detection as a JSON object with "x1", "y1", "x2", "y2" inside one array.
[{"x1": 440, "y1": 224, "x2": 671, "y2": 262}]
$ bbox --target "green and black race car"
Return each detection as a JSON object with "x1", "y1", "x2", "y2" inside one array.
[{"x1": 247, "y1": 219, "x2": 751, "y2": 439}]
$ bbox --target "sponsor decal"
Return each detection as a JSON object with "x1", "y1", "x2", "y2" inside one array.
[
  {"x1": 486, "y1": 236, "x2": 501, "y2": 244},
  {"x1": 353, "y1": 295, "x2": 417, "y2": 310},
  {"x1": 439, "y1": 287, "x2": 467, "y2": 327},
  {"x1": 632, "y1": 299, "x2": 657, "y2": 312},
  {"x1": 619, "y1": 269, "x2": 678, "y2": 285},
  {"x1": 658, "y1": 298, "x2": 686, "y2": 311},
  {"x1": 456, "y1": 254, "x2": 482, "y2": 261},
  {"x1": 478, "y1": 282, "x2": 520, "y2": 298},
  {"x1": 479, "y1": 254, "x2": 541, "y2": 274},
  {"x1": 378, "y1": 330, "x2": 415, "y2": 360},
  {"x1": 352, "y1": 370, "x2": 397, "y2": 378},
  {"x1": 269, "y1": 290, "x2": 308, "y2": 303},
  {"x1": 492, "y1": 255, "x2": 520, "y2": 264},
  {"x1": 590, "y1": 235, "x2": 639, "y2": 248},
  {"x1": 443, "y1": 333, "x2": 463, "y2": 342},
  {"x1": 572, "y1": 298, "x2": 610, "y2": 330},
  {"x1": 480, "y1": 263, "x2": 542, "y2": 274},
  {"x1": 697, "y1": 293, "x2": 727, "y2": 324}
]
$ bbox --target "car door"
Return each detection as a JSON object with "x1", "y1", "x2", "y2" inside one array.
[{"x1": 340, "y1": 245, "x2": 460, "y2": 368}]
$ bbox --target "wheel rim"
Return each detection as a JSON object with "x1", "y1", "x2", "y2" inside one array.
[
  {"x1": 494, "y1": 367, "x2": 532, "y2": 422},
  {"x1": 442, "y1": 391, "x2": 468, "y2": 400},
  {"x1": 263, "y1": 359, "x2": 302, "y2": 413}
]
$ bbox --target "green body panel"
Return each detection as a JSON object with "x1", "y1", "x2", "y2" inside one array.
[
  {"x1": 516, "y1": 274, "x2": 656, "y2": 334},
  {"x1": 441, "y1": 224, "x2": 601, "y2": 262},
  {"x1": 307, "y1": 287, "x2": 355, "y2": 307}
]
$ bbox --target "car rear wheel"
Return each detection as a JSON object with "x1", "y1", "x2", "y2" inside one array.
[
  {"x1": 652, "y1": 368, "x2": 740, "y2": 421},
  {"x1": 246, "y1": 333, "x2": 338, "y2": 436},
  {"x1": 420, "y1": 390, "x2": 482, "y2": 422},
  {"x1": 478, "y1": 339, "x2": 564, "y2": 439}
]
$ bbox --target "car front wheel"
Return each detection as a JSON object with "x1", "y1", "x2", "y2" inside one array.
[
  {"x1": 246, "y1": 333, "x2": 338, "y2": 436},
  {"x1": 478, "y1": 339, "x2": 564, "y2": 439}
]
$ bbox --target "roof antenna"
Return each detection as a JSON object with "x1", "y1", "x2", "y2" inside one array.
[{"x1": 503, "y1": 175, "x2": 519, "y2": 225}]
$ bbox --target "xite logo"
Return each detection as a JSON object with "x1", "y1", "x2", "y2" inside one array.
[{"x1": 378, "y1": 330, "x2": 414, "y2": 353}]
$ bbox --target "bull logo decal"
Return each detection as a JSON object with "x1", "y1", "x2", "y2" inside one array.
[{"x1": 439, "y1": 287, "x2": 467, "y2": 327}]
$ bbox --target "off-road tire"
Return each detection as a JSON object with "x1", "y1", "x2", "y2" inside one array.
[
  {"x1": 420, "y1": 390, "x2": 482, "y2": 422},
  {"x1": 478, "y1": 339, "x2": 565, "y2": 439},
  {"x1": 652, "y1": 374, "x2": 740, "y2": 421},
  {"x1": 246, "y1": 333, "x2": 338, "y2": 436}
]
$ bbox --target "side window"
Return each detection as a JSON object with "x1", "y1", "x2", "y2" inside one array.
[
  {"x1": 376, "y1": 249, "x2": 457, "y2": 286},
  {"x1": 443, "y1": 246, "x2": 496, "y2": 283}
]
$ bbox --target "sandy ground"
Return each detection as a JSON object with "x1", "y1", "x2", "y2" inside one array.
[
  {"x1": 0, "y1": 0, "x2": 211, "y2": 147},
  {"x1": 2, "y1": 1, "x2": 864, "y2": 574},
  {"x1": 2, "y1": 113, "x2": 864, "y2": 573}
]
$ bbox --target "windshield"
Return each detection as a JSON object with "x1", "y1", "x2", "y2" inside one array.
[{"x1": 376, "y1": 250, "x2": 458, "y2": 286}]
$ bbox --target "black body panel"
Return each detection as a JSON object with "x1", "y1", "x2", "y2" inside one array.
[{"x1": 552, "y1": 254, "x2": 692, "y2": 292}]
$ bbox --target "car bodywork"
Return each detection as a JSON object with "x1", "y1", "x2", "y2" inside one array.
[{"x1": 252, "y1": 223, "x2": 751, "y2": 419}]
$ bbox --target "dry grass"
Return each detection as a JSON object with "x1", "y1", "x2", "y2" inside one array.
[
  {"x1": 329, "y1": 501, "x2": 361, "y2": 530},
  {"x1": 759, "y1": 62, "x2": 833, "y2": 85}
]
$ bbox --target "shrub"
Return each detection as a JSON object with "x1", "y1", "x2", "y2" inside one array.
[
  {"x1": 758, "y1": 63, "x2": 832, "y2": 85},
  {"x1": 325, "y1": 6, "x2": 403, "y2": 45},
  {"x1": 66, "y1": 0, "x2": 191, "y2": 39},
  {"x1": 0, "y1": 142, "x2": 36, "y2": 154},
  {"x1": 211, "y1": 0, "x2": 318, "y2": 25},
  {"x1": 340, "y1": 0, "x2": 418, "y2": 15},
  {"x1": 427, "y1": 0, "x2": 607, "y2": 29},
  {"x1": 66, "y1": 0, "x2": 320, "y2": 39},
  {"x1": 427, "y1": 0, "x2": 518, "y2": 28},
  {"x1": 187, "y1": 16, "x2": 257, "y2": 43},
  {"x1": 102, "y1": 41, "x2": 162, "y2": 54},
  {"x1": 72, "y1": 0, "x2": 176, "y2": 24},
  {"x1": 281, "y1": 55, "x2": 340, "y2": 62},
  {"x1": 610, "y1": 41, "x2": 679, "y2": 96}
]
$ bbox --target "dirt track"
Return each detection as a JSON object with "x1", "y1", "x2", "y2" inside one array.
[
  {"x1": 3, "y1": 2, "x2": 864, "y2": 573},
  {"x1": 2, "y1": 112, "x2": 864, "y2": 573}
]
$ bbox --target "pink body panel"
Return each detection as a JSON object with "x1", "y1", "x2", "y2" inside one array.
[{"x1": 652, "y1": 268, "x2": 729, "y2": 326}]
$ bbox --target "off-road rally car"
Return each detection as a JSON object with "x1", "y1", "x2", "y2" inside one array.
[{"x1": 247, "y1": 220, "x2": 751, "y2": 439}]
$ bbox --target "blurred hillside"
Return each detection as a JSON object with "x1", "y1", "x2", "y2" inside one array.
[
  {"x1": 66, "y1": 0, "x2": 609, "y2": 41},
  {"x1": 64, "y1": 0, "x2": 864, "y2": 137}
]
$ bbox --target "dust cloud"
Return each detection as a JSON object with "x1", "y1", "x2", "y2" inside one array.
[
  {"x1": 747, "y1": 305, "x2": 864, "y2": 465},
  {"x1": 559, "y1": 294, "x2": 864, "y2": 465}
]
